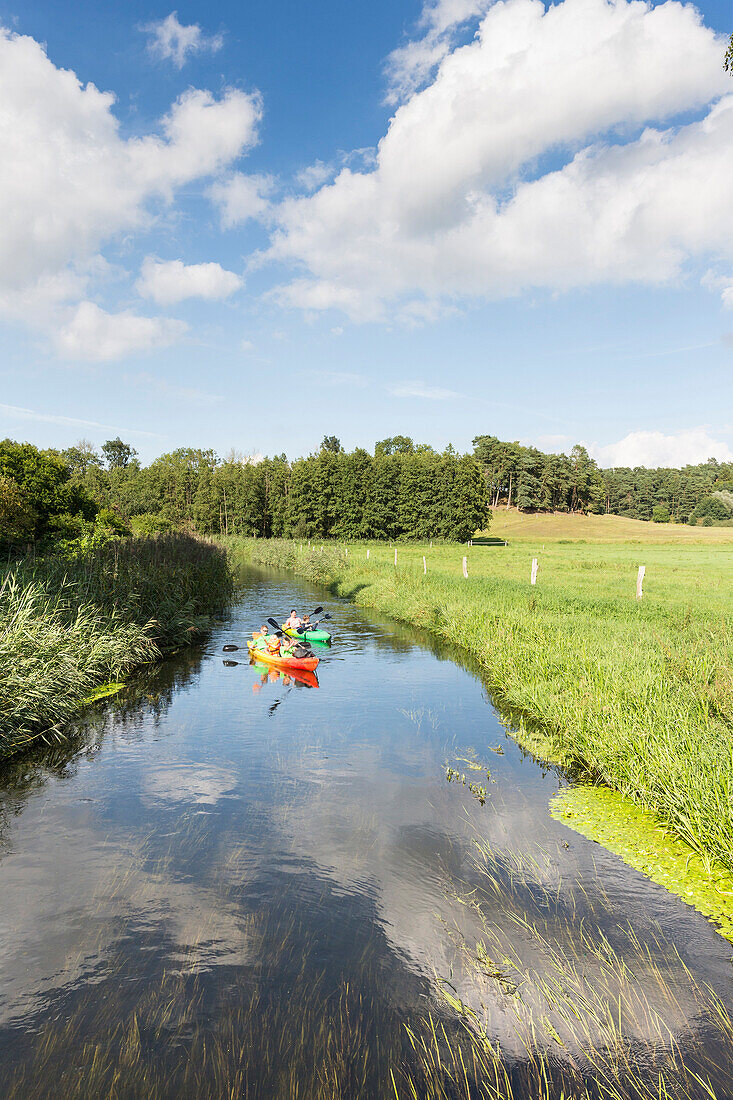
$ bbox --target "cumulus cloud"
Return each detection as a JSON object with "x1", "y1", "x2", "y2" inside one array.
[
  {"x1": 385, "y1": 0, "x2": 489, "y2": 105},
  {"x1": 137, "y1": 257, "x2": 242, "y2": 305},
  {"x1": 295, "y1": 160, "x2": 334, "y2": 192},
  {"x1": 270, "y1": 0, "x2": 730, "y2": 321},
  {"x1": 208, "y1": 172, "x2": 273, "y2": 227},
  {"x1": 588, "y1": 428, "x2": 733, "y2": 469},
  {"x1": 0, "y1": 26, "x2": 260, "y2": 350},
  {"x1": 54, "y1": 302, "x2": 187, "y2": 361},
  {"x1": 144, "y1": 11, "x2": 223, "y2": 68}
]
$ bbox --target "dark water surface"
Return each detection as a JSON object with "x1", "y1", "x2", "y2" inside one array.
[{"x1": 1, "y1": 567, "x2": 733, "y2": 1098}]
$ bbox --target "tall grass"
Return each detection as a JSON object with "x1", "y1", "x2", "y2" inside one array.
[
  {"x1": 0, "y1": 534, "x2": 232, "y2": 757},
  {"x1": 227, "y1": 537, "x2": 733, "y2": 876}
]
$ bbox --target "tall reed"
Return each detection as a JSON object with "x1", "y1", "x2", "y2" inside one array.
[{"x1": 0, "y1": 534, "x2": 232, "y2": 757}]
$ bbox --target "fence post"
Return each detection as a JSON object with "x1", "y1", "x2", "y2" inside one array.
[
  {"x1": 423, "y1": 555, "x2": 427, "y2": 575},
  {"x1": 345, "y1": 547, "x2": 348, "y2": 556},
  {"x1": 531, "y1": 558, "x2": 538, "y2": 585},
  {"x1": 636, "y1": 565, "x2": 645, "y2": 599},
  {"x1": 463, "y1": 556, "x2": 468, "y2": 579}
]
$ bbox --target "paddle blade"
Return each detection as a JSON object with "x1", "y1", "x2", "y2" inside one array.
[
  {"x1": 223, "y1": 644, "x2": 239, "y2": 652},
  {"x1": 311, "y1": 606, "x2": 324, "y2": 616},
  {"x1": 267, "y1": 617, "x2": 281, "y2": 630}
]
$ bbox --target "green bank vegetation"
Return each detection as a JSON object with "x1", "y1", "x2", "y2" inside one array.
[
  {"x1": 228, "y1": 530, "x2": 733, "y2": 917},
  {"x1": 0, "y1": 534, "x2": 231, "y2": 758}
]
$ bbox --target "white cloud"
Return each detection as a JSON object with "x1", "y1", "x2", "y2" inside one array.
[
  {"x1": 0, "y1": 26, "x2": 260, "y2": 347},
  {"x1": 144, "y1": 11, "x2": 223, "y2": 68},
  {"x1": 723, "y1": 287, "x2": 733, "y2": 309},
  {"x1": 137, "y1": 257, "x2": 242, "y2": 305},
  {"x1": 270, "y1": 0, "x2": 730, "y2": 321},
  {"x1": 0, "y1": 402, "x2": 160, "y2": 438},
  {"x1": 588, "y1": 428, "x2": 733, "y2": 469},
  {"x1": 385, "y1": 0, "x2": 489, "y2": 105},
  {"x1": 54, "y1": 302, "x2": 187, "y2": 361},
  {"x1": 386, "y1": 380, "x2": 461, "y2": 399},
  {"x1": 208, "y1": 172, "x2": 273, "y2": 227},
  {"x1": 295, "y1": 160, "x2": 334, "y2": 192}
]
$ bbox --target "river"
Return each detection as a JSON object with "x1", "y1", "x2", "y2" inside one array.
[{"x1": 1, "y1": 566, "x2": 733, "y2": 1098}]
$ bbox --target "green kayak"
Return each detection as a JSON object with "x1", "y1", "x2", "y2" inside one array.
[{"x1": 282, "y1": 624, "x2": 332, "y2": 645}]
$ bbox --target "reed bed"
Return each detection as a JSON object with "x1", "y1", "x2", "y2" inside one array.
[
  {"x1": 227, "y1": 537, "x2": 733, "y2": 877},
  {"x1": 0, "y1": 534, "x2": 231, "y2": 757}
]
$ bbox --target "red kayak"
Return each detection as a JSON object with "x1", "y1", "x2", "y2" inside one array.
[{"x1": 247, "y1": 641, "x2": 319, "y2": 672}]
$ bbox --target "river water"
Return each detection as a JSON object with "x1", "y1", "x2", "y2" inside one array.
[{"x1": 1, "y1": 566, "x2": 733, "y2": 1098}]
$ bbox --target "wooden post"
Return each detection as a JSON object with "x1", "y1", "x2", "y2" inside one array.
[
  {"x1": 430, "y1": 540, "x2": 433, "y2": 548},
  {"x1": 423, "y1": 555, "x2": 427, "y2": 575},
  {"x1": 462, "y1": 556, "x2": 468, "y2": 579},
  {"x1": 345, "y1": 547, "x2": 348, "y2": 556},
  {"x1": 636, "y1": 565, "x2": 645, "y2": 600},
  {"x1": 366, "y1": 548, "x2": 370, "y2": 559},
  {"x1": 531, "y1": 558, "x2": 538, "y2": 585}
]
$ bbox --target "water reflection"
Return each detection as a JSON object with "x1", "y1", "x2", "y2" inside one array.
[{"x1": 0, "y1": 569, "x2": 732, "y2": 1097}]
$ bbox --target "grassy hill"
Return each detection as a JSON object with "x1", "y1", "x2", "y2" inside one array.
[{"x1": 487, "y1": 508, "x2": 733, "y2": 543}]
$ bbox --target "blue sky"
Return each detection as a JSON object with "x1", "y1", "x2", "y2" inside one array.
[{"x1": 1, "y1": 0, "x2": 732, "y2": 466}]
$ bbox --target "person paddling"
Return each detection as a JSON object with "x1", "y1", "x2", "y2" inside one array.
[
  {"x1": 285, "y1": 609, "x2": 302, "y2": 630},
  {"x1": 254, "y1": 625, "x2": 281, "y2": 655}
]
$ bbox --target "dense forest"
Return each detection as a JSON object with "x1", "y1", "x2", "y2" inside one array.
[
  {"x1": 2, "y1": 431, "x2": 732, "y2": 552},
  {"x1": 0, "y1": 435, "x2": 489, "y2": 546}
]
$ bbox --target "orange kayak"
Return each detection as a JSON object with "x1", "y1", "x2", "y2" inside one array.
[{"x1": 247, "y1": 641, "x2": 319, "y2": 672}]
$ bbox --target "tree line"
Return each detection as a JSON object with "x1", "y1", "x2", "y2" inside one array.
[
  {"x1": 0, "y1": 435, "x2": 490, "y2": 547},
  {"x1": 3, "y1": 430, "x2": 732, "y2": 552}
]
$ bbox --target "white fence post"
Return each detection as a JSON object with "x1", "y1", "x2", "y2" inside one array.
[
  {"x1": 531, "y1": 558, "x2": 539, "y2": 585},
  {"x1": 463, "y1": 556, "x2": 468, "y2": 579},
  {"x1": 636, "y1": 565, "x2": 645, "y2": 599},
  {"x1": 366, "y1": 548, "x2": 370, "y2": 560},
  {"x1": 423, "y1": 555, "x2": 427, "y2": 575}
]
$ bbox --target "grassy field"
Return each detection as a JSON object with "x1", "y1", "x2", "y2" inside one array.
[
  {"x1": 0, "y1": 534, "x2": 231, "y2": 758},
  {"x1": 228, "y1": 520, "x2": 733, "y2": 891},
  {"x1": 489, "y1": 508, "x2": 733, "y2": 544}
]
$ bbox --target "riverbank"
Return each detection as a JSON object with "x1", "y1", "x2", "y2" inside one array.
[
  {"x1": 0, "y1": 534, "x2": 231, "y2": 758},
  {"x1": 226, "y1": 536, "x2": 733, "y2": 883}
]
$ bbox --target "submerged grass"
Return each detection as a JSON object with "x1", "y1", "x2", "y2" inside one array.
[
  {"x1": 0, "y1": 534, "x2": 232, "y2": 757},
  {"x1": 226, "y1": 537, "x2": 733, "y2": 887},
  {"x1": 394, "y1": 836, "x2": 733, "y2": 1100}
]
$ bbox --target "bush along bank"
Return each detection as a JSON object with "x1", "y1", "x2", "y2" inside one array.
[
  {"x1": 229, "y1": 537, "x2": 733, "y2": 934},
  {"x1": 0, "y1": 534, "x2": 232, "y2": 758}
]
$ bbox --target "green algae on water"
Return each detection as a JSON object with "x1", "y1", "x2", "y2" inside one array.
[
  {"x1": 81, "y1": 682, "x2": 126, "y2": 706},
  {"x1": 551, "y1": 784, "x2": 733, "y2": 943}
]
